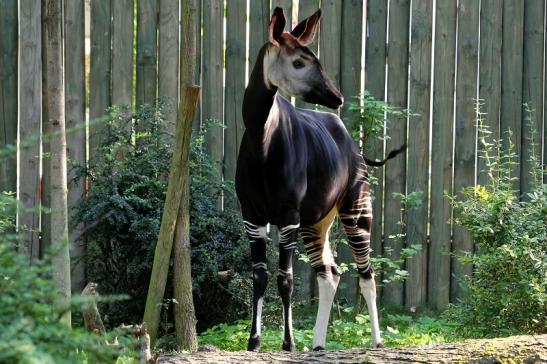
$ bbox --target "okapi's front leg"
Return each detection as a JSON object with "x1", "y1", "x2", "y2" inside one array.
[
  {"x1": 244, "y1": 221, "x2": 268, "y2": 352},
  {"x1": 277, "y1": 223, "x2": 299, "y2": 351}
]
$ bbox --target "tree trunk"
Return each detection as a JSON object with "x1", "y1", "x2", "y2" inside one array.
[
  {"x1": 45, "y1": 0, "x2": 71, "y2": 326},
  {"x1": 172, "y1": 0, "x2": 200, "y2": 352}
]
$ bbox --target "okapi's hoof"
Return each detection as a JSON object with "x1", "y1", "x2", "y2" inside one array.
[
  {"x1": 247, "y1": 336, "x2": 261, "y2": 352},
  {"x1": 282, "y1": 340, "x2": 295, "y2": 352},
  {"x1": 312, "y1": 346, "x2": 325, "y2": 351}
]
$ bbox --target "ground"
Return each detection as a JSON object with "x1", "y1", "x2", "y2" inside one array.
[{"x1": 158, "y1": 334, "x2": 546, "y2": 363}]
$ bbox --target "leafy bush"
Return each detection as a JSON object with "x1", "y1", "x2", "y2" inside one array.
[
  {"x1": 72, "y1": 105, "x2": 258, "y2": 335},
  {"x1": 445, "y1": 110, "x2": 546, "y2": 335},
  {"x1": 0, "y1": 193, "x2": 126, "y2": 364}
]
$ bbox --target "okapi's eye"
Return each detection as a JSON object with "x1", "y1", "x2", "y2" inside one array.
[{"x1": 292, "y1": 59, "x2": 305, "y2": 69}]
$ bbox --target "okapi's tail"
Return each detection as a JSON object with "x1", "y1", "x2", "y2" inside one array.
[{"x1": 364, "y1": 144, "x2": 407, "y2": 167}]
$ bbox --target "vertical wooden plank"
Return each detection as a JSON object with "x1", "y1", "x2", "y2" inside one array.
[
  {"x1": 19, "y1": 0, "x2": 42, "y2": 260},
  {"x1": 500, "y1": 0, "x2": 524, "y2": 191},
  {"x1": 405, "y1": 0, "x2": 432, "y2": 308},
  {"x1": 365, "y1": 0, "x2": 387, "y2": 263},
  {"x1": 249, "y1": 0, "x2": 270, "y2": 66},
  {"x1": 477, "y1": 0, "x2": 503, "y2": 186},
  {"x1": 41, "y1": 0, "x2": 51, "y2": 254},
  {"x1": 158, "y1": 0, "x2": 178, "y2": 128},
  {"x1": 89, "y1": 0, "x2": 111, "y2": 161},
  {"x1": 295, "y1": 0, "x2": 320, "y2": 109},
  {"x1": 0, "y1": 0, "x2": 18, "y2": 194},
  {"x1": 136, "y1": 0, "x2": 159, "y2": 106},
  {"x1": 337, "y1": 0, "x2": 364, "y2": 304},
  {"x1": 65, "y1": 0, "x2": 87, "y2": 292},
  {"x1": 224, "y1": 0, "x2": 247, "y2": 186},
  {"x1": 112, "y1": 0, "x2": 135, "y2": 106},
  {"x1": 545, "y1": 4, "x2": 547, "y2": 182},
  {"x1": 382, "y1": 0, "x2": 410, "y2": 307},
  {"x1": 452, "y1": 0, "x2": 480, "y2": 301},
  {"x1": 319, "y1": 0, "x2": 342, "y2": 88},
  {"x1": 521, "y1": 0, "x2": 545, "y2": 193},
  {"x1": 202, "y1": 0, "x2": 224, "y2": 184},
  {"x1": 429, "y1": 0, "x2": 457, "y2": 310},
  {"x1": 192, "y1": 0, "x2": 202, "y2": 131}
]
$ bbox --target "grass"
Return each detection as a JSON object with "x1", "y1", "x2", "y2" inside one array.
[{"x1": 197, "y1": 302, "x2": 466, "y2": 352}]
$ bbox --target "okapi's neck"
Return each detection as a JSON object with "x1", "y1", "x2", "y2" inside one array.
[{"x1": 243, "y1": 45, "x2": 278, "y2": 134}]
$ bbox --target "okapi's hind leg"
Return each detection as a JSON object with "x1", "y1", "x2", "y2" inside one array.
[
  {"x1": 244, "y1": 221, "x2": 269, "y2": 352},
  {"x1": 339, "y1": 178, "x2": 383, "y2": 348},
  {"x1": 300, "y1": 208, "x2": 340, "y2": 351}
]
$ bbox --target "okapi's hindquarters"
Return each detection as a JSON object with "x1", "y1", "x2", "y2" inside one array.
[{"x1": 339, "y1": 176, "x2": 383, "y2": 348}]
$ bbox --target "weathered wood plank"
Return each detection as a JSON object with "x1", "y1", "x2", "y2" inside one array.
[
  {"x1": 295, "y1": 0, "x2": 319, "y2": 109},
  {"x1": 159, "y1": 0, "x2": 179, "y2": 129},
  {"x1": 500, "y1": 0, "x2": 524, "y2": 191},
  {"x1": 202, "y1": 0, "x2": 224, "y2": 189},
  {"x1": 193, "y1": 0, "x2": 202, "y2": 131},
  {"x1": 112, "y1": 0, "x2": 134, "y2": 107},
  {"x1": 249, "y1": 0, "x2": 270, "y2": 68},
  {"x1": 477, "y1": 0, "x2": 503, "y2": 186},
  {"x1": 0, "y1": 0, "x2": 18, "y2": 194},
  {"x1": 364, "y1": 0, "x2": 387, "y2": 265},
  {"x1": 271, "y1": 0, "x2": 292, "y2": 27},
  {"x1": 19, "y1": 0, "x2": 42, "y2": 260},
  {"x1": 429, "y1": 0, "x2": 457, "y2": 310},
  {"x1": 521, "y1": 0, "x2": 545, "y2": 194},
  {"x1": 545, "y1": 5, "x2": 547, "y2": 184},
  {"x1": 136, "y1": 0, "x2": 158, "y2": 107},
  {"x1": 405, "y1": 0, "x2": 432, "y2": 308},
  {"x1": 224, "y1": 0, "x2": 247, "y2": 186},
  {"x1": 382, "y1": 0, "x2": 410, "y2": 307},
  {"x1": 319, "y1": 0, "x2": 342, "y2": 89},
  {"x1": 41, "y1": 0, "x2": 51, "y2": 253},
  {"x1": 452, "y1": 0, "x2": 480, "y2": 301},
  {"x1": 64, "y1": 0, "x2": 87, "y2": 292},
  {"x1": 89, "y1": 0, "x2": 111, "y2": 161},
  {"x1": 337, "y1": 0, "x2": 364, "y2": 305}
]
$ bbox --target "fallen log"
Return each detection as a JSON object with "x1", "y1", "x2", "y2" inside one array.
[{"x1": 157, "y1": 334, "x2": 547, "y2": 363}]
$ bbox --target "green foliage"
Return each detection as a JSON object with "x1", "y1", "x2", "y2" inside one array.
[
  {"x1": 346, "y1": 90, "x2": 415, "y2": 150},
  {"x1": 72, "y1": 106, "x2": 254, "y2": 336},
  {"x1": 197, "y1": 304, "x2": 464, "y2": 351},
  {"x1": 445, "y1": 107, "x2": 546, "y2": 335},
  {"x1": 0, "y1": 195, "x2": 129, "y2": 363}
]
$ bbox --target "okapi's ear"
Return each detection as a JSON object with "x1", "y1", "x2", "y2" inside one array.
[
  {"x1": 290, "y1": 9, "x2": 321, "y2": 46},
  {"x1": 268, "y1": 7, "x2": 286, "y2": 46}
]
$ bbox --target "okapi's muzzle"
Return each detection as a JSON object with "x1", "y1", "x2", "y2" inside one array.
[{"x1": 304, "y1": 83, "x2": 344, "y2": 109}]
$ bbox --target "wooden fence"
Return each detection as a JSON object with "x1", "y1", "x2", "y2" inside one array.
[{"x1": 0, "y1": 0, "x2": 545, "y2": 308}]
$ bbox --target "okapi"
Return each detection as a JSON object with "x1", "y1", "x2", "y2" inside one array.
[{"x1": 236, "y1": 7, "x2": 404, "y2": 351}]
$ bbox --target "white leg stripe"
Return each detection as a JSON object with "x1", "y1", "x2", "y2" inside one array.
[
  {"x1": 253, "y1": 262, "x2": 267, "y2": 270},
  {"x1": 360, "y1": 276, "x2": 382, "y2": 347}
]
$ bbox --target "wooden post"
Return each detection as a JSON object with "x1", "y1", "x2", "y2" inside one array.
[
  {"x1": 89, "y1": 0, "x2": 111, "y2": 161},
  {"x1": 383, "y1": 0, "x2": 410, "y2": 307},
  {"x1": 173, "y1": 0, "x2": 200, "y2": 352},
  {"x1": 500, "y1": 0, "x2": 524, "y2": 192},
  {"x1": 0, "y1": 0, "x2": 18, "y2": 195},
  {"x1": 405, "y1": 0, "x2": 433, "y2": 308},
  {"x1": 64, "y1": 0, "x2": 86, "y2": 292},
  {"x1": 249, "y1": 0, "x2": 270, "y2": 71},
  {"x1": 477, "y1": 0, "x2": 503, "y2": 186},
  {"x1": 224, "y1": 0, "x2": 247, "y2": 187},
  {"x1": 319, "y1": 0, "x2": 342, "y2": 90},
  {"x1": 45, "y1": 0, "x2": 71, "y2": 326},
  {"x1": 429, "y1": 0, "x2": 457, "y2": 310},
  {"x1": 19, "y1": 0, "x2": 42, "y2": 261},
  {"x1": 521, "y1": 0, "x2": 545, "y2": 194},
  {"x1": 136, "y1": 0, "x2": 158, "y2": 107},
  {"x1": 158, "y1": 0, "x2": 179, "y2": 130},
  {"x1": 143, "y1": 86, "x2": 200, "y2": 346},
  {"x1": 452, "y1": 0, "x2": 480, "y2": 301},
  {"x1": 112, "y1": 0, "x2": 134, "y2": 107},
  {"x1": 295, "y1": 0, "x2": 319, "y2": 110}
]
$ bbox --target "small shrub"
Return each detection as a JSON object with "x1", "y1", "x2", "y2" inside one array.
[{"x1": 445, "y1": 107, "x2": 546, "y2": 335}]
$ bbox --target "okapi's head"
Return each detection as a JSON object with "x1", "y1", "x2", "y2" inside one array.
[{"x1": 263, "y1": 7, "x2": 344, "y2": 109}]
